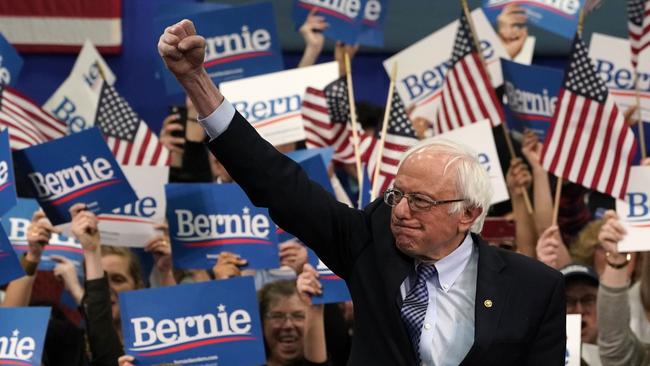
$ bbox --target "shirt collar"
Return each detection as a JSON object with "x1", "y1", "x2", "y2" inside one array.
[{"x1": 417, "y1": 233, "x2": 474, "y2": 293}]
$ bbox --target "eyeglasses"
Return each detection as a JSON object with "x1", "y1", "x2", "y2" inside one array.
[
  {"x1": 384, "y1": 188, "x2": 466, "y2": 212},
  {"x1": 566, "y1": 294, "x2": 597, "y2": 312},
  {"x1": 266, "y1": 311, "x2": 306, "y2": 325}
]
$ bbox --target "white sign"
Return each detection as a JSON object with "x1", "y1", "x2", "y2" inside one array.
[
  {"x1": 220, "y1": 62, "x2": 339, "y2": 146},
  {"x1": 616, "y1": 166, "x2": 650, "y2": 252},
  {"x1": 433, "y1": 119, "x2": 509, "y2": 204},
  {"x1": 565, "y1": 314, "x2": 582, "y2": 366},
  {"x1": 43, "y1": 40, "x2": 115, "y2": 134},
  {"x1": 589, "y1": 33, "x2": 650, "y2": 125},
  {"x1": 383, "y1": 9, "x2": 511, "y2": 121},
  {"x1": 97, "y1": 165, "x2": 169, "y2": 248}
]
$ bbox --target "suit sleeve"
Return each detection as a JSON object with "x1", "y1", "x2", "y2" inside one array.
[
  {"x1": 524, "y1": 274, "x2": 566, "y2": 366},
  {"x1": 208, "y1": 112, "x2": 369, "y2": 279}
]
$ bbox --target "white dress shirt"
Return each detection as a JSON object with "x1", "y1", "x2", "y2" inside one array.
[{"x1": 400, "y1": 234, "x2": 478, "y2": 366}]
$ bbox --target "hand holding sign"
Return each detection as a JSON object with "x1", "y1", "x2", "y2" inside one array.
[
  {"x1": 297, "y1": 263, "x2": 323, "y2": 306},
  {"x1": 158, "y1": 20, "x2": 206, "y2": 81},
  {"x1": 521, "y1": 129, "x2": 543, "y2": 170},
  {"x1": 144, "y1": 223, "x2": 173, "y2": 276},
  {"x1": 496, "y1": 4, "x2": 528, "y2": 59},
  {"x1": 26, "y1": 210, "x2": 56, "y2": 263},
  {"x1": 598, "y1": 210, "x2": 626, "y2": 254},
  {"x1": 213, "y1": 252, "x2": 248, "y2": 279},
  {"x1": 279, "y1": 240, "x2": 308, "y2": 274},
  {"x1": 51, "y1": 254, "x2": 84, "y2": 305},
  {"x1": 506, "y1": 158, "x2": 532, "y2": 198},
  {"x1": 70, "y1": 203, "x2": 100, "y2": 252},
  {"x1": 299, "y1": 9, "x2": 328, "y2": 55}
]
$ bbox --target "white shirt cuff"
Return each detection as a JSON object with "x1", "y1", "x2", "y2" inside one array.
[{"x1": 198, "y1": 98, "x2": 236, "y2": 140}]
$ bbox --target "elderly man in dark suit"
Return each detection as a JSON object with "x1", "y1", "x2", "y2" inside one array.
[{"x1": 158, "y1": 19, "x2": 566, "y2": 366}]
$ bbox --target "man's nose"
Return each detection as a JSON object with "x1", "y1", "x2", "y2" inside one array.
[{"x1": 393, "y1": 197, "x2": 411, "y2": 218}]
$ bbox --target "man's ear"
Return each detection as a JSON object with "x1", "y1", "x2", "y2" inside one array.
[{"x1": 459, "y1": 206, "x2": 482, "y2": 228}]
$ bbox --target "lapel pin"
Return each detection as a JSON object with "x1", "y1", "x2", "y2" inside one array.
[{"x1": 484, "y1": 299, "x2": 493, "y2": 308}]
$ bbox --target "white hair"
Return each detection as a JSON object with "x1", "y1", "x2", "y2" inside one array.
[{"x1": 398, "y1": 138, "x2": 493, "y2": 233}]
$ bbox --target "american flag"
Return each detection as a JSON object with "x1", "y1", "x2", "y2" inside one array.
[
  {"x1": 0, "y1": 85, "x2": 66, "y2": 150},
  {"x1": 94, "y1": 82, "x2": 169, "y2": 166},
  {"x1": 302, "y1": 77, "x2": 358, "y2": 164},
  {"x1": 541, "y1": 36, "x2": 637, "y2": 200},
  {"x1": 434, "y1": 11, "x2": 504, "y2": 135},
  {"x1": 365, "y1": 92, "x2": 418, "y2": 195},
  {"x1": 628, "y1": 0, "x2": 650, "y2": 69}
]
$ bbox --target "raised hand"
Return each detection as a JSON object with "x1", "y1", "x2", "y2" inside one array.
[
  {"x1": 51, "y1": 255, "x2": 84, "y2": 304},
  {"x1": 536, "y1": 226, "x2": 571, "y2": 270},
  {"x1": 279, "y1": 239, "x2": 308, "y2": 274},
  {"x1": 300, "y1": 9, "x2": 328, "y2": 51},
  {"x1": 144, "y1": 223, "x2": 174, "y2": 276},
  {"x1": 296, "y1": 263, "x2": 322, "y2": 306},
  {"x1": 26, "y1": 210, "x2": 56, "y2": 262},
  {"x1": 69, "y1": 203, "x2": 100, "y2": 253},
  {"x1": 158, "y1": 19, "x2": 206, "y2": 81},
  {"x1": 497, "y1": 4, "x2": 528, "y2": 59},
  {"x1": 598, "y1": 210, "x2": 626, "y2": 254},
  {"x1": 506, "y1": 158, "x2": 532, "y2": 197}
]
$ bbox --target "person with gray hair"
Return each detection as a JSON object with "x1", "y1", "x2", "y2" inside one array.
[{"x1": 157, "y1": 19, "x2": 566, "y2": 366}]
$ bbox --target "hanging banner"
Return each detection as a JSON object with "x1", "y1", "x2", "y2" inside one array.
[{"x1": 166, "y1": 183, "x2": 279, "y2": 270}]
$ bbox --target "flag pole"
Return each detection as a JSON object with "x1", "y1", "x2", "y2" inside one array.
[
  {"x1": 634, "y1": 72, "x2": 647, "y2": 160},
  {"x1": 371, "y1": 62, "x2": 398, "y2": 201},
  {"x1": 460, "y1": 0, "x2": 533, "y2": 214},
  {"x1": 344, "y1": 53, "x2": 364, "y2": 207},
  {"x1": 552, "y1": 177, "x2": 562, "y2": 226}
]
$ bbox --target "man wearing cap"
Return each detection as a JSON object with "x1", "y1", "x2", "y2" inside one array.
[{"x1": 561, "y1": 264, "x2": 601, "y2": 366}]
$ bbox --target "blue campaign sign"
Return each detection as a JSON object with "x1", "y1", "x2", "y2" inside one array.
[
  {"x1": 292, "y1": 0, "x2": 366, "y2": 44},
  {"x1": 0, "y1": 129, "x2": 17, "y2": 216},
  {"x1": 166, "y1": 183, "x2": 279, "y2": 270},
  {"x1": 120, "y1": 277, "x2": 265, "y2": 366},
  {"x1": 356, "y1": 0, "x2": 388, "y2": 47},
  {"x1": 12, "y1": 127, "x2": 138, "y2": 225},
  {"x1": 286, "y1": 147, "x2": 333, "y2": 170},
  {"x1": 501, "y1": 59, "x2": 563, "y2": 140},
  {"x1": 155, "y1": 2, "x2": 283, "y2": 95},
  {"x1": 482, "y1": 0, "x2": 584, "y2": 40},
  {"x1": 0, "y1": 32, "x2": 23, "y2": 86},
  {"x1": 0, "y1": 307, "x2": 51, "y2": 366},
  {"x1": 0, "y1": 224, "x2": 23, "y2": 285},
  {"x1": 307, "y1": 248, "x2": 351, "y2": 304},
  {"x1": 2, "y1": 198, "x2": 84, "y2": 272}
]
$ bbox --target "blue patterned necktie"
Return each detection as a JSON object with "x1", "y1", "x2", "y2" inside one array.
[{"x1": 400, "y1": 264, "x2": 437, "y2": 362}]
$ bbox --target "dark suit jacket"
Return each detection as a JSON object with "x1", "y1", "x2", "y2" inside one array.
[{"x1": 209, "y1": 112, "x2": 566, "y2": 366}]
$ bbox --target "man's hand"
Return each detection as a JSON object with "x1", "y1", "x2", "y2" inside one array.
[
  {"x1": 297, "y1": 263, "x2": 323, "y2": 306},
  {"x1": 212, "y1": 252, "x2": 247, "y2": 279},
  {"x1": 536, "y1": 226, "x2": 571, "y2": 269},
  {"x1": 279, "y1": 240, "x2": 308, "y2": 274},
  {"x1": 158, "y1": 19, "x2": 206, "y2": 81},
  {"x1": 69, "y1": 203, "x2": 100, "y2": 253},
  {"x1": 506, "y1": 158, "x2": 532, "y2": 197},
  {"x1": 497, "y1": 4, "x2": 528, "y2": 59},
  {"x1": 26, "y1": 210, "x2": 55, "y2": 263}
]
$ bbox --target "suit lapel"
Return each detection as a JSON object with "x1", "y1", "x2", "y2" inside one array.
[{"x1": 461, "y1": 236, "x2": 512, "y2": 365}]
